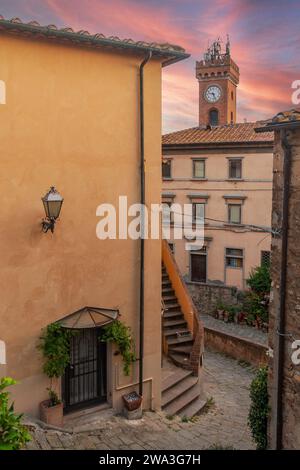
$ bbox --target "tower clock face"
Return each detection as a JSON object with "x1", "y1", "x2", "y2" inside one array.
[{"x1": 205, "y1": 85, "x2": 221, "y2": 103}]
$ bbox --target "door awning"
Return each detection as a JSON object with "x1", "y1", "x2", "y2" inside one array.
[{"x1": 58, "y1": 306, "x2": 119, "y2": 329}]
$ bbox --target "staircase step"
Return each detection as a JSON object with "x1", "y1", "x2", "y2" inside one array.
[
  {"x1": 161, "y1": 369, "x2": 193, "y2": 393},
  {"x1": 168, "y1": 351, "x2": 191, "y2": 369},
  {"x1": 163, "y1": 328, "x2": 190, "y2": 338},
  {"x1": 162, "y1": 280, "x2": 172, "y2": 287},
  {"x1": 163, "y1": 319, "x2": 187, "y2": 328},
  {"x1": 167, "y1": 335, "x2": 193, "y2": 346},
  {"x1": 163, "y1": 311, "x2": 184, "y2": 320},
  {"x1": 169, "y1": 344, "x2": 192, "y2": 355},
  {"x1": 178, "y1": 396, "x2": 207, "y2": 418},
  {"x1": 163, "y1": 295, "x2": 178, "y2": 305},
  {"x1": 166, "y1": 303, "x2": 181, "y2": 310},
  {"x1": 163, "y1": 377, "x2": 200, "y2": 415},
  {"x1": 162, "y1": 288, "x2": 175, "y2": 295},
  {"x1": 162, "y1": 375, "x2": 197, "y2": 408}
]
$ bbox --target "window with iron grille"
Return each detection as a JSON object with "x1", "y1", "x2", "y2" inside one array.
[
  {"x1": 226, "y1": 248, "x2": 244, "y2": 268},
  {"x1": 228, "y1": 204, "x2": 241, "y2": 224},
  {"x1": 229, "y1": 159, "x2": 242, "y2": 179},
  {"x1": 261, "y1": 250, "x2": 271, "y2": 267},
  {"x1": 193, "y1": 159, "x2": 205, "y2": 179},
  {"x1": 162, "y1": 160, "x2": 172, "y2": 179}
]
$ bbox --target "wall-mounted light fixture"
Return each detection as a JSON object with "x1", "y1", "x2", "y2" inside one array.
[{"x1": 41, "y1": 187, "x2": 64, "y2": 233}]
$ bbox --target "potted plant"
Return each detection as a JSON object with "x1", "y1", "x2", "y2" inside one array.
[
  {"x1": 38, "y1": 323, "x2": 76, "y2": 427},
  {"x1": 39, "y1": 387, "x2": 63, "y2": 428},
  {"x1": 215, "y1": 301, "x2": 225, "y2": 320}
]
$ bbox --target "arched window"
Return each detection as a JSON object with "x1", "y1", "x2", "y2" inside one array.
[
  {"x1": 209, "y1": 109, "x2": 219, "y2": 126},
  {"x1": 0, "y1": 80, "x2": 6, "y2": 104}
]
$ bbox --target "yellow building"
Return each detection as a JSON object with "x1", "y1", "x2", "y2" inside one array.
[
  {"x1": 162, "y1": 40, "x2": 274, "y2": 290},
  {"x1": 0, "y1": 16, "x2": 189, "y2": 417}
]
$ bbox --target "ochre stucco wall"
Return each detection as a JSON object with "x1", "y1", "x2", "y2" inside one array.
[{"x1": 0, "y1": 33, "x2": 162, "y2": 416}]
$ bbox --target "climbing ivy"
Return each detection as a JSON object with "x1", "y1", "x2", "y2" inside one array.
[
  {"x1": 99, "y1": 321, "x2": 136, "y2": 376},
  {"x1": 248, "y1": 366, "x2": 269, "y2": 450},
  {"x1": 38, "y1": 323, "x2": 77, "y2": 405}
]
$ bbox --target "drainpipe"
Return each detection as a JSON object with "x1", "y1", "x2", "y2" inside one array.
[
  {"x1": 139, "y1": 51, "x2": 152, "y2": 398},
  {"x1": 273, "y1": 129, "x2": 292, "y2": 449}
]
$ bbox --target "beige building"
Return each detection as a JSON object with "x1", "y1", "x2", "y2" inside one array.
[
  {"x1": 0, "y1": 16, "x2": 188, "y2": 417},
  {"x1": 162, "y1": 40, "x2": 274, "y2": 290}
]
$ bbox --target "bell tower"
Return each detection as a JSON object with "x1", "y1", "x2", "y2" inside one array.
[{"x1": 196, "y1": 37, "x2": 239, "y2": 127}]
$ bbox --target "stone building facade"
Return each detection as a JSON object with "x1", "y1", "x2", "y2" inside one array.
[{"x1": 257, "y1": 109, "x2": 300, "y2": 449}]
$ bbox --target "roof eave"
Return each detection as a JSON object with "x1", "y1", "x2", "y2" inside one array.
[
  {"x1": 0, "y1": 18, "x2": 190, "y2": 66},
  {"x1": 255, "y1": 121, "x2": 300, "y2": 132},
  {"x1": 162, "y1": 140, "x2": 274, "y2": 150}
]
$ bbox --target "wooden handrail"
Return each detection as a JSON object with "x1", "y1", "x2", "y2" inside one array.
[{"x1": 162, "y1": 240, "x2": 204, "y2": 375}]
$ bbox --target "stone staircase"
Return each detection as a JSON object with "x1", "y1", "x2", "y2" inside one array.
[{"x1": 162, "y1": 263, "x2": 206, "y2": 417}]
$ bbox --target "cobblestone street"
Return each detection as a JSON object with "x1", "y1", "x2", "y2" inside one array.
[{"x1": 26, "y1": 350, "x2": 256, "y2": 450}]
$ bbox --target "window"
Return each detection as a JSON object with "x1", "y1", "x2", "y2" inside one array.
[
  {"x1": 209, "y1": 109, "x2": 219, "y2": 126},
  {"x1": 193, "y1": 159, "x2": 205, "y2": 179},
  {"x1": 192, "y1": 203, "x2": 205, "y2": 223},
  {"x1": 162, "y1": 202, "x2": 173, "y2": 224},
  {"x1": 231, "y1": 91, "x2": 234, "y2": 100},
  {"x1": 162, "y1": 160, "x2": 172, "y2": 179},
  {"x1": 261, "y1": 251, "x2": 271, "y2": 267},
  {"x1": 190, "y1": 252, "x2": 207, "y2": 282},
  {"x1": 226, "y1": 248, "x2": 243, "y2": 268},
  {"x1": 229, "y1": 159, "x2": 242, "y2": 179},
  {"x1": 228, "y1": 204, "x2": 241, "y2": 224},
  {"x1": 230, "y1": 111, "x2": 233, "y2": 123}
]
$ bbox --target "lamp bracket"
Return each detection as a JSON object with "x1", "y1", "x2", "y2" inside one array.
[{"x1": 42, "y1": 218, "x2": 56, "y2": 233}]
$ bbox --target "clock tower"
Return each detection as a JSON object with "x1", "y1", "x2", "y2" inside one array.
[{"x1": 196, "y1": 37, "x2": 239, "y2": 127}]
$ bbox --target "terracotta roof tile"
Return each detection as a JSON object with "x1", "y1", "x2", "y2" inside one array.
[
  {"x1": 271, "y1": 108, "x2": 300, "y2": 124},
  {"x1": 163, "y1": 122, "x2": 273, "y2": 146},
  {"x1": 0, "y1": 15, "x2": 189, "y2": 66},
  {"x1": 255, "y1": 109, "x2": 300, "y2": 132}
]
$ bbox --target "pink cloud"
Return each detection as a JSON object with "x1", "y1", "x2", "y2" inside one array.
[{"x1": 8, "y1": 0, "x2": 297, "y2": 131}]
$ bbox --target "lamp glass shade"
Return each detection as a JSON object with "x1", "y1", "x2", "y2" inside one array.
[{"x1": 42, "y1": 187, "x2": 64, "y2": 220}]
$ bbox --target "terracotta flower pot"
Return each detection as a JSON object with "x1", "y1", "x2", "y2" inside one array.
[
  {"x1": 216, "y1": 309, "x2": 224, "y2": 320},
  {"x1": 40, "y1": 400, "x2": 63, "y2": 428},
  {"x1": 122, "y1": 392, "x2": 142, "y2": 411}
]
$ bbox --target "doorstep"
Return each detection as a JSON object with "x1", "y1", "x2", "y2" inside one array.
[{"x1": 63, "y1": 403, "x2": 115, "y2": 433}]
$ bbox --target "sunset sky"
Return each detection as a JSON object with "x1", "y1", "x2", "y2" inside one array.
[{"x1": 1, "y1": 0, "x2": 299, "y2": 132}]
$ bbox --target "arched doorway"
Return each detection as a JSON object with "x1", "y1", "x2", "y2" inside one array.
[{"x1": 58, "y1": 307, "x2": 118, "y2": 413}]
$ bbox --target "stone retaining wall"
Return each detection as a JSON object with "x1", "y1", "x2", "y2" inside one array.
[
  {"x1": 204, "y1": 327, "x2": 268, "y2": 367},
  {"x1": 187, "y1": 282, "x2": 240, "y2": 316}
]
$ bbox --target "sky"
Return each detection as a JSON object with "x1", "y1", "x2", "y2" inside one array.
[{"x1": 0, "y1": 0, "x2": 299, "y2": 132}]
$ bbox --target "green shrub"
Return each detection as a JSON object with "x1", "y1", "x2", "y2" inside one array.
[
  {"x1": 99, "y1": 320, "x2": 136, "y2": 376},
  {"x1": 248, "y1": 366, "x2": 269, "y2": 450},
  {"x1": 244, "y1": 291, "x2": 268, "y2": 324},
  {"x1": 0, "y1": 377, "x2": 31, "y2": 450},
  {"x1": 247, "y1": 265, "x2": 271, "y2": 295}
]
